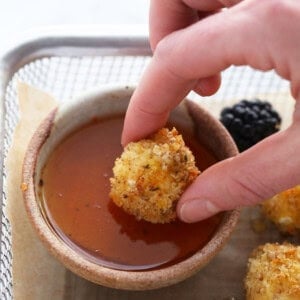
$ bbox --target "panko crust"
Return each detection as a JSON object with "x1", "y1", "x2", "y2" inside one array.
[
  {"x1": 262, "y1": 186, "x2": 300, "y2": 234},
  {"x1": 109, "y1": 128, "x2": 200, "y2": 223},
  {"x1": 245, "y1": 243, "x2": 300, "y2": 300}
]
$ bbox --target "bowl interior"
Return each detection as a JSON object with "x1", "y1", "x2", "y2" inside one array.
[{"x1": 25, "y1": 85, "x2": 239, "y2": 290}]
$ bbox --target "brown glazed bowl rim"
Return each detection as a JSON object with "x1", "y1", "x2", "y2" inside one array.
[{"x1": 22, "y1": 85, "x2": 240, "y2": 290}]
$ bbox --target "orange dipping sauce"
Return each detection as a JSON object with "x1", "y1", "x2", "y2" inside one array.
[{"x1": 40, "y1": 115, "x2": 223, "y2": 271}]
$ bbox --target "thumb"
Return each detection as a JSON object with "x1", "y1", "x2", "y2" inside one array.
[{"x1": 177, "y1": 124, "x2": 300, "y2": 222}]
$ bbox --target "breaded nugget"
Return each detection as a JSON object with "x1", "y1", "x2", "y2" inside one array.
[
  {"x1": 245, "y1": 243, "x2": 300, "y2": 300},
  {"x1": 109, "y1": 128, "x2": 200, "y2": 223},
  {"x1": 262, "y1": 185, "x2": 300, "y2": 234}
]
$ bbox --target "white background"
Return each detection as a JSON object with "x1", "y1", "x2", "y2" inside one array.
[{"x1": 0, "y1": 0, "x2": 149, "y2": 52}]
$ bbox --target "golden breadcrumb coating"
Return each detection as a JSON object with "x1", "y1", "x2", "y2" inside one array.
[
  {"x1": 262, "y1": 185, "x2": 300, "y2": 234},
  {"x1": 245, "y1": 243, "x2": 300, "y2": 300},
  {"x1": 109, "y1": 128, "x2": 200, "y2": 223}
]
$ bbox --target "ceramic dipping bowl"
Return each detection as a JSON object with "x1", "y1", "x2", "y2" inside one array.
[{"x1": 22, "y1": 85, "x2": 239, "y2": 290}]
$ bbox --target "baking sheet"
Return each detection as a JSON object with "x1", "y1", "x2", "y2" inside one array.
[{"x1": 0, "y1": 30, "x2": 298, "y2": 300}]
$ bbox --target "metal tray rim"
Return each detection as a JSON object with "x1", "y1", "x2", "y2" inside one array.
[{"x1": 0, "y1": 25, "x2": 150, "y2": 82}]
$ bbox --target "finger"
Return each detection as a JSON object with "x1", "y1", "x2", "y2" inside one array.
[
  {"x1": 122, "y1": 57, "x2": 197, "y2": 144},
  {"x1": 149, "y1": 0, "x2": 198, "y2": 51},
  {"x1": 177, "y1": 124, "x2": 300, "y2": 222},
  {"x1": 150, "y1": 0, "x2": 225, "y2": 50},
  {"x1": 122, "y1": 0, "x2": 273, "y2": 145},
  {"x1": 218, "y1": 0, "x2": 243, "y2": 7},
  {"x1": 193, "y1": 74, "x2": 222, "y2": 96}
]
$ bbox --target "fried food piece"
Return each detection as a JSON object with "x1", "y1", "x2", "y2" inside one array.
[
  {"x1": 245, "y1": 243, "x2": 300, "y2": 300},
  {"x1": 262, "y1": 185, "x2": 300, "y2": 234},
  {"x1": 109, "y1": 128, "x2": 200, "y2": 223}
]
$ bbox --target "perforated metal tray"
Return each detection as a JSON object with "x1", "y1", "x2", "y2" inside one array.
[{"x1": 0, "y1": 26, "x2": 295, "y2": 300}]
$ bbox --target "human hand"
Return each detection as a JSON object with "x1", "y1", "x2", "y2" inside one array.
[{"x1": 122, "y1": 0, "x2": 300, "y2": 222}]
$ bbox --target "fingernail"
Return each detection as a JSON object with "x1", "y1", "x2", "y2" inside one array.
[{"x1": 179, "y1": 200, "x2": 220, "y2": 223}]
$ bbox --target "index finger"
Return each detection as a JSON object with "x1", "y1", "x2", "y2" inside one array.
[
  {"x1": 121, "y1": 49, "x2": 197, "y2": 145},
  {"x1": 122, "y1": 0, "x2": 270, "y2": 145}
]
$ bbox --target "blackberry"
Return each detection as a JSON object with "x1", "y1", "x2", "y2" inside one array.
[{"x1": 220, "y1": 99, "x2": 281, "y2": 152}]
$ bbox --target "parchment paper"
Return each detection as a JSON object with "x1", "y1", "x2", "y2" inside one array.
[
  {"x1": 6, "y1": 82, "x2": 66, "y2": 300},
  {"x1": 6, "y1": 83, "x2": 299, "y2": 300}
]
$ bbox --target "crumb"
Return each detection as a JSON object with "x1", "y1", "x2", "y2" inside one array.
[
  {"x1": 109, "y1": 128, "x2": 200, "y2": 223},
  {"x1": 262, "y1": 186, "x2": 300, "y2": 234},
  {"x1": 245, "y1": 243, "x2": 300, "y2": 300},
  {"x1": 21, "y1": 182, "x2": 28, "y2": 192}
]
